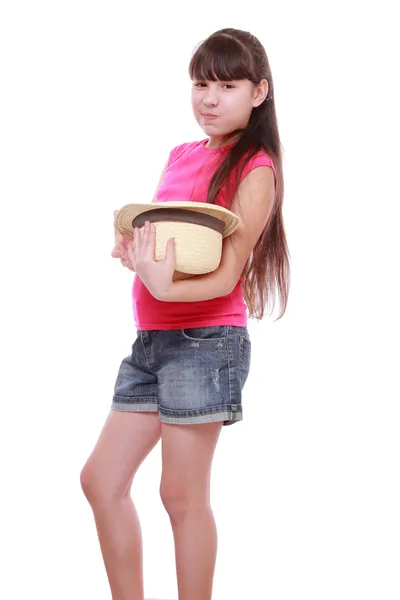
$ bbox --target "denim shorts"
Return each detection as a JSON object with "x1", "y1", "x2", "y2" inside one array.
[{"x1": 111, "y1": 325, "x2": 251, "y2": 426}]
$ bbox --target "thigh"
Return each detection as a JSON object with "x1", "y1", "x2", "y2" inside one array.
[
  {"x1": 160, "y1": 422, "x2": 223, "y2": 503},
  {"x1": 112, "y1": 333, "x2": 159, "y2": 413},
  {"x1": 155, "y1": 326, "x2": 251, "y2": 426},
  {"x1": 81, "y1": 410, "x2": 161, "y2": 502}
]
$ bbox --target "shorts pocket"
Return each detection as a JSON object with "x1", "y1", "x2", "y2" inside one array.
[
  {"x1": 181, "y1": 325, "x2": 228, "y2": 342},
  {"x1": 180, "y1": 326, "x2": 228, "y2": 352}
]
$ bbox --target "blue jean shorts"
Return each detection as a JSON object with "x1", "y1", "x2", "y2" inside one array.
[{"x1": 111, "y1": 325, "x2": 251, "y2": 426}]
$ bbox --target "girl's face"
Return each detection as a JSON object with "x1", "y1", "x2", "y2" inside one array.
[{"x1": 191, "y1": 78, "x2": 268, "y2": 146}]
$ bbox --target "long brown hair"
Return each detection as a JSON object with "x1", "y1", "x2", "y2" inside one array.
[{"x1": 189, "y1": 28, "x2": 290, "y2": 320}]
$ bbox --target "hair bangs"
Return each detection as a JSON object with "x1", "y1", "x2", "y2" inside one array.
[{"x1": 189, "y1": 36, "x2": 254, "y2": 82}]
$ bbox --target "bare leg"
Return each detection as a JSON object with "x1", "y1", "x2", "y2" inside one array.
[
  {"x1": 80, "y1": 410, "x2": 161, "y2": 600},
  {"x1": 160, "y1": 422, "x2": 223, "y2": 600},
  {"x1": 171, "y1": 505, "x2": 218, "y2": 599},
  {"x1": 94, "y1": 496, "x2": 143, "y2": 600}
]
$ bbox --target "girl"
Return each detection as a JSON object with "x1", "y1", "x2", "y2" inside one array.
[{"x1": 81, "y1": 27, "x2": 290, "y2": 600}]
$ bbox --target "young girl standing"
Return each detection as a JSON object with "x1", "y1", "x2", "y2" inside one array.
[{"x1": 81, "y1": 27, "x2": 290, "y2": 600}]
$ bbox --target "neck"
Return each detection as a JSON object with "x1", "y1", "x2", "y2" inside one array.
[{"x1": 205, "y1": 131, "x2": 241, "y2": 149}]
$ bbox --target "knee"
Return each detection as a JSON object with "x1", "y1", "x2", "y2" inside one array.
[
  {"x1": 160, "y1": 482, "x2": 183, "y2": 518},
  {"x1": 159, "y1": 480, "x2": 207, "y2": 523},
  {"x1": 80, "y1": 462, "x2": 98, "y2": 504},
  {"x1": 80, "y1": 461, "x2": 115, "y2": 507},
  {"x1": 80, "y1": 458, "x2": 135, "y2": 509}
]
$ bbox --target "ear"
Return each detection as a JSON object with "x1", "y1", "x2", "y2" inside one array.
[{"x1": 252, "y1": 79, "x2": 269, "y2": 107}]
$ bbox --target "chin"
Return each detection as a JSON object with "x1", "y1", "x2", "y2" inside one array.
[{"x1": 201, "y1": 124, "x2": 226, "y2": 135}]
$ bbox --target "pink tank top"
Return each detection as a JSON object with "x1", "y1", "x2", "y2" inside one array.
[{"x1": 132, "y1": 139, "x2": 276, "y2": 330}]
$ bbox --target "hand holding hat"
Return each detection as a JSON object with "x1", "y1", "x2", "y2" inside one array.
[
  {"x1": 126, "y1": 220, "x2": 177, "y2": 300},
  {"x1": 114, "y1": 201, "x2": 239, "y2": 276}
]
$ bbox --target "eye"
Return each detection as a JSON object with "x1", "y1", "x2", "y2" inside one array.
[
  {"x1": 222, "y1": 83, "x2": 235, "y2": 89},
  {"x1": 193, "y1": 81, "x2": 207, "y2": 88}
]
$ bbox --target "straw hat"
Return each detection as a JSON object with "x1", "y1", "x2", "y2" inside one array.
[{"x1": 114, "y1": 201, "x2": 239, "y2": 275}]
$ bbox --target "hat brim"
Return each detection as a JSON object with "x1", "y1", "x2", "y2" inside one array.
[{"x1": 115, "y1": 201, "x2": 239, "y2": 239}]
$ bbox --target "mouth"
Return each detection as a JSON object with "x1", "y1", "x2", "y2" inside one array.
[{"x1": 201, "y1": 113, "x2": 218, "y2": 119}]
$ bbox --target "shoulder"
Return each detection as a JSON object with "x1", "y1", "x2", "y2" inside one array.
[
  {"x1": 240, "y1": 148, "x2": 277, "y2": 185},
  {"x1": 167, "y1": 139, "x2": 206, "y2": 166},
  {"x1": 232, "y1": 150, "x2": 276, "y2": 216},
  {"x1": 248, "y1": 148, "x2": 276, "y2": 170}
]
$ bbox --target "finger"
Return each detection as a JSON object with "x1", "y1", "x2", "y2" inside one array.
[
  {"x1": 121, "y1": 255, "x2": 133, "y2": 268},
  {"x1": 144, "y1": 222, "x2": 156, "y2": 260},
  {"x1": 113, "y1": 227, "x2": 127, "y2": 250},
  {"x1": 141, "y1": 222, "x2": 150, "y2": 256},
  {"x1": 129, "y1": 229, "x2": 138, "y2": 264},
  {"x1": 164, "y1": 237, "x2": 176, "y2": 268},
  {"x1": 133, "y1": 227, "x2": 141, "y2": 256},
  {"x1": 127, "y1": 240, "x2": 135, "y2": 265},
  {"x1": 138, "y1": 222, "x2": 149, "y2": 258},
  {"x1": 113, "y1": 234, "x2": 123, "y2": 251},
  {"x1": 121, "y1": 257, "x2": 134, "y2": 271},
  {"x1": 111, "y1": 235, "x2": 125, "y2": 258},
  {"x1": 120, "y1": 244, "x2": 133, "y2": 265},
  {"x1": 111, "y1": 245, "x2": 122, "y2": 258}
]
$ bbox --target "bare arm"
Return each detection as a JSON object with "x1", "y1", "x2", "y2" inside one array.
[{"x1": 159, "y1": 166, "x2": 275, "y2": 301}]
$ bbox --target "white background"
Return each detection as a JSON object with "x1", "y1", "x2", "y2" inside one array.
[{"x1": 1, "y1": 1, "x2": 399, "y2": 599}]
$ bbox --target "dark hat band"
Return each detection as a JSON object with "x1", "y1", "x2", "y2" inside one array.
[{"x1": 132, "y1": 208, "x2": 225, "y2": 234}]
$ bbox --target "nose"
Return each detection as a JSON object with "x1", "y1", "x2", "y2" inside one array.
[{"x1": 203, "y1": 87, "x2": 219, "y2": 108}]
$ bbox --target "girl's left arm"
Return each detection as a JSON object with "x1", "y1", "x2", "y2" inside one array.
[{"x1": 160, "y1": 165, "x2": 275, "y2": 302}]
